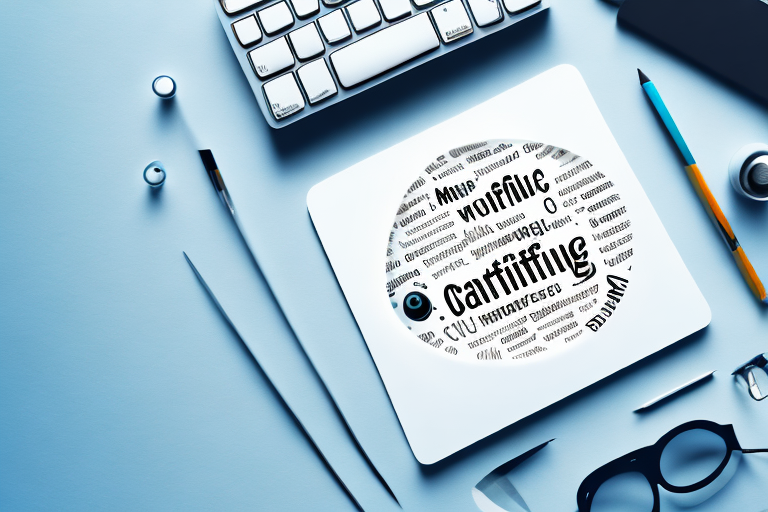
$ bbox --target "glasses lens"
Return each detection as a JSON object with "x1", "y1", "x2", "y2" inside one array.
[
  {"x1": 746, "y1": 367, "x2": 768, "y2": 400},
  {"x1": 590, "y1": 472, "x2": 654, "y2": 512},
  {"x1": 660, "y1": 428, "x2": 727, "y2": 487},
  {"x1": 659, "y1": 450, "x2": 742, "y2": 508}
]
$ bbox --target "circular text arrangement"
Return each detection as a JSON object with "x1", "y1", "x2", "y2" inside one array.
[{"x1": 385, "y1": 140, "x2": 634, "y2": 362}]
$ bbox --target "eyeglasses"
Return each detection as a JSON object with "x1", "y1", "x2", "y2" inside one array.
[
  {"x1": 576, "y1": 420, "x2": 768, "y2": 512},
  {"x1": 732, "y1": 352, "x2": 768, "y2": 401}
]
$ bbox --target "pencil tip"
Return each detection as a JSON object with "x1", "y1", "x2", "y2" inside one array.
[{"x1": 637, "y1": 68, "x2": 651, "y2": 85}]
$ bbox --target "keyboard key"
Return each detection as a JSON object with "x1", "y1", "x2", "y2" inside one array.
[
  {"x1": 430, "y1": 0, "x2": 473, "y2": 43},
  {"x1": 290, "y1": 0, "x2": 321, "y2": 18},
  {"x1": 412, "y1": 0, "x2": 440, "y2": 8},
  {"x1": 329, "y1": 13, "x2": 439, "y2": 88},
  {"x1": 466, "y1": 0, "x2": 502, "y2": 26},
  {"x1": 263, "y1": 73, "x2": 306, "y2": 119},
  {"x1": 318, "y1": 10, "x2": 352, "y2": 44},
  {"x1": 289, "y1": 23, "x2": 325, "y2": 60},
  {"x1": 248, "y1": 37, "x2": 295, "y2": 78},
  {"x1": 297, "y1": 59, "x2": 338, "y2": 104},
  {"x1": 232, "y1": 15, "x2": 263, "y2": 47},
  {"x1": 378, "y1": 0, "x2": 412, "y2": 20},
  {"x1": 346, "y1": 0, "x2": 382, "y2": 32},
  {"x1": 503, "y1": 0, "x2": 540, "y2": 14},
  {"x1": 221, "y1": 0, "x2": 268, "y2": 15},
  {"x1": 258, "y1": 1, "x2": 295, "y2": 35}
]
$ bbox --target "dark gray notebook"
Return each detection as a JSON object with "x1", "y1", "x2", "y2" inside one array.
[{"x1": 618, "y1": 0, "x2": 768, "y2": 104}]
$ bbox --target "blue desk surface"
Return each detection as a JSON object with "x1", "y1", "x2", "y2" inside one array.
[{"x1": 1, "y1": 1, "x2": 767, "y2": 511}]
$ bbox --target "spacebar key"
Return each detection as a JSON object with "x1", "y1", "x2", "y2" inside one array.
[{"x1": 330, "y1": 14, "x2": 440, "y2": 88}]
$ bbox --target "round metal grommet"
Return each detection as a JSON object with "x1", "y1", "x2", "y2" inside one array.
[
  {"x1": 729, "y1": 143, "x2": 768, "y2": 201},
  {"x1": 152, "y1": 75, "x2": 176, "y2": 99}
]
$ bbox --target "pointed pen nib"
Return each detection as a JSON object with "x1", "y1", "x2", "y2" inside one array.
[
  {"x1": 638, "y1": 68, "x2": 651, "y2": 85},
  {"x1": 198, "y1": 149, "x2": 217, "y2": 172}
]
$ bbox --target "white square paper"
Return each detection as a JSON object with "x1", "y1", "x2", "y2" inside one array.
[{"x1": 307, "y1": 65, "x2": 710, "y2": 464}]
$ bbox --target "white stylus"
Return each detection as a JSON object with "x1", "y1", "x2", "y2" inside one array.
[{"x1": 634, "y1": 370, "x2": 716, "y2": 412}]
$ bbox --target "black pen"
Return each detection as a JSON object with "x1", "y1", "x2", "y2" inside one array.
[{"x1": 199, "y1": 149, "x2": 237, "y2": 218}]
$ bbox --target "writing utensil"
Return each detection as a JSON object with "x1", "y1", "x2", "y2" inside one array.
[
  {"x1": 199, "y1": 149, "x2": 239, "y2": 219},
  {"x1": 197, "y1": 150, "x2": 399, "y2": 505},
  {"x1": 637, "y1": 69, "x2": 767, "y2": 304},
  {"x1": 634, "y1": 370, "x2": 716, "y2": 412},
  {"x1": 183, "y1": 252, "x2": 362, "y2": 511}
]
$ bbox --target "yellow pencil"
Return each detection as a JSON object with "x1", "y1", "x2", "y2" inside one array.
[{"x1": 638, "y1": 69, "x2": 767, "y2": 303}]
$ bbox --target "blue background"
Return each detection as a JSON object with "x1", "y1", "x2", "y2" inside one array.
[{"x1": 1, "y1": 1, "x2": 767, "y2": 511}]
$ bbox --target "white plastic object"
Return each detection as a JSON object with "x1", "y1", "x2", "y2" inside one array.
[
  {"x1": 152, "y1": 76, "x2": 176, "y2": 99},
  {"x1": 262, "y1": 73, "x2": 305, "y2": 119},
  {"x1": 430, "y1": 0, "x2": 473, "y2": 43},
  {"x1": 289, "y1": 23, "x2": 325, "y2": 60},
  {"x1": 466, "y1": 0, "x2": 503, "y2": 27},
  {"x1": 258, "y1": 1, "x2": 295, "y2": 35},
  {"x1": 329, "y1": 13, "x2": 439, "y2": 88},
  {"x1": 248, "y1": 37, "x2": 295, "y2": 78},
  {"x1": 318, "y1": 9, "x2": 352, "y2": 44},
  {"x1": 297, "y1": 59, "x2": 338, "y2": 104},
  {"x1": 232, "y1": 15, "x2": 263, "y2": 47},
  {"x1": 346, "y1": 0, "x2": 382, "y2": 32}
]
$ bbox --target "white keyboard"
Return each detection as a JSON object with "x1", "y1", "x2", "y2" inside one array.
[{"x1": 215, "y1": 0, "x2": 548, "y2": 128}]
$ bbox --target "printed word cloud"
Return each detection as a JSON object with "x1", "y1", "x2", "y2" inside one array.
[{"x1": 386, "y1": 140, "x2": 634, "y2": 362}]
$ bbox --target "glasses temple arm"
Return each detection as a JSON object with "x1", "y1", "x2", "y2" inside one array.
[{"x1": 742, "y1": 448, "x2": 768, "y2": 453}]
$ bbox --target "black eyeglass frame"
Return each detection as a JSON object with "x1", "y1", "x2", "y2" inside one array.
[
  {"x1": 732, "y1": 352, "x2": 768, "y2": 401},
  {"x1": 577, "y1": 420, "x2": 768, "y2": 512}
]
